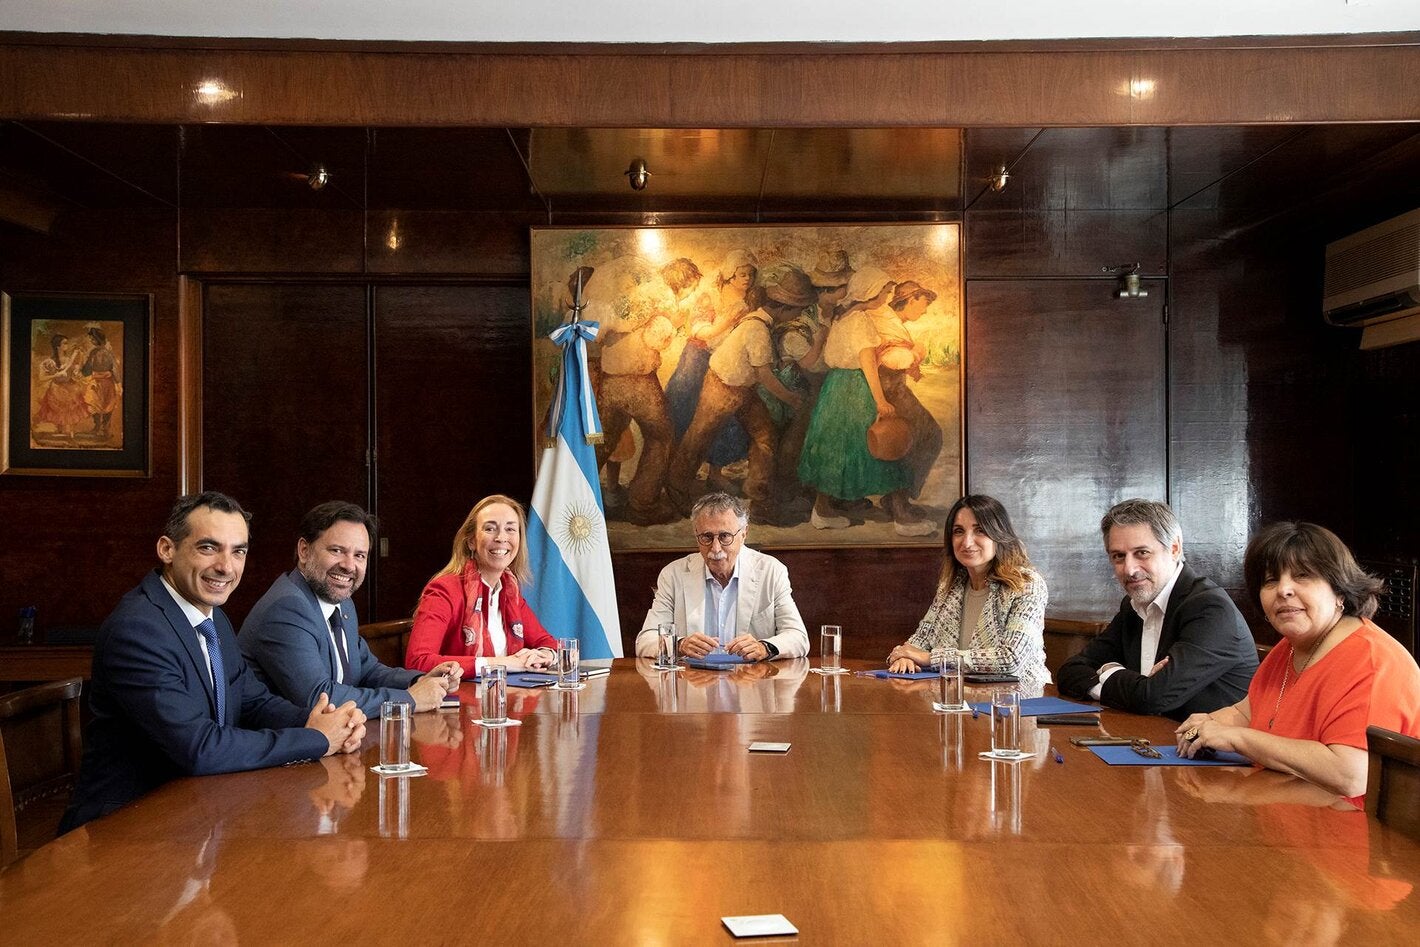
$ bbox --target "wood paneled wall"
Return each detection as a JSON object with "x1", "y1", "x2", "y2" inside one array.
[
  {"x1": 2, "y1": 36, "x2": 1418, "y2": 126},
  {"x1": 0, "y1": 210, "x2": 182, "y2": 631},
  {"x1": 3, "y1": 34, "x2": 1418, "y2": 658}
]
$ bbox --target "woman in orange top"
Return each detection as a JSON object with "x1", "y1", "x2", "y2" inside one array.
[
  {"x1": 405, "y1": 495, "x2": 559, "y2": 675},
  {"x1": 1176, "y1": 522, "x2": 1420, "y2": 802}
]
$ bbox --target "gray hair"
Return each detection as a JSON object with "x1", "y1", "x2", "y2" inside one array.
[
  {"x1": 1100, "y1": 499, "x2": 1182, "y2": 550},
  {"x1": 690, "y1": 492, "x2": 749, "y2": 528}
]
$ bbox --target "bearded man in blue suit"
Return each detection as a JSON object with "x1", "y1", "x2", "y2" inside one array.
[{"x1": 240, "y1": 501, "x2": 460, "y2": 717}]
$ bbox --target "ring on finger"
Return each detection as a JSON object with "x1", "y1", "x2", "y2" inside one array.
[{"x1": 1182, "y1": 727, "x2": 1199, "y2": 742}]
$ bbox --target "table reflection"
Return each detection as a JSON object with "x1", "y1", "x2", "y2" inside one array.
[{"x1": 635, "y1": 657, "x2": 809, "y2": 712}]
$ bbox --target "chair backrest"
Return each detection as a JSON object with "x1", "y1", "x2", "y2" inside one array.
[
  {"x1": 359, "y1": 618, "x2": 414, "y2": 670},
  {"x1": 0, "y1": 676, "x2": 84, "y2": 867},
  {"x1": 1366, "y1": 724, "x2": 1420, "y2": 839}
]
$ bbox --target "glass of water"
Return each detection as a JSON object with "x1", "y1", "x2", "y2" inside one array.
[
  {"x1": 820, "y1": 625, "x2": 843, "y2": 673},
  {"x1": 991, "y1": 689, "x2": 1021, "y2": 757},
  {"x1": 480, "y1": 665, "x2": 508, "y2": 725},
  {"x1": 379, "y1": 700, "x2": 412, "y2": 770},
  {"x1": 653, "y1": 622, "x2": 679, "y2": 670},
  {"x1": 555, "y1": 637, "x2": 584, "y2": 690},
  {"x1": 933, "y1": 648, "x2": 968, "y2": 713}
]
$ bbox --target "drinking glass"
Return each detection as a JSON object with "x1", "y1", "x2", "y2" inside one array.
[
  {"x1": 991, "y1": 689, "x2": 1021, "y2": 757},
  {"x1": 820, "y1": 625, "x2": 843, "y2": 673},
  {"x1": 480, "y1": 665, "x2": 508, "y2": 725},
  {"x1": 377, "y1": 770, "x2": 410, "y2": 838},
  {"x1": 379, "y1": 700, "x2": 412, "y2": 770},
  {"x1": 654, "y1": 622, "x2": 679, "y2": 670},
  {"x1": 932, "y1": 648, "x2": 968, "y2": 712},
  {"x1": 555, "y1": 637, "x2": 584, "y2": 690}
]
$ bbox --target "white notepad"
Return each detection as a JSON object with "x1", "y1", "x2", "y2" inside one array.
[
  {"x1": 722, "y1": 914, "x2": 798, "y2": 937},
  {"x1": 747, "y1": 742, "x2": 791, "y2": 753}
]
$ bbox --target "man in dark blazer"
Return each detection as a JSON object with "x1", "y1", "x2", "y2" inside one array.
[
  {"x1": 61, "y1": 492, "x2": 366, "y2": 832},
  {"x1": 240, "y1": 501, "x2": 459, "y2": 717},
  {"x1": 1057, "y1": 499, "x2": 1258, "y2": 720}
]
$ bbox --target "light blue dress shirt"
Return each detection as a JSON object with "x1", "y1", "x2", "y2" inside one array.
[{"x1": 703, "y1": 557, "x2": 741, "y2": 647}]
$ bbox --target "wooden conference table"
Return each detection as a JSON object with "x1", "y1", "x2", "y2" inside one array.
[{"x1": 2, "y1": 659, "x2": 1417, "y2": 943}]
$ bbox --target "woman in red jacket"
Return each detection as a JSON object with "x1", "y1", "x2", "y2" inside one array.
[{"x1": 406, "y1": 495, "x2": 559, "y2": 675}]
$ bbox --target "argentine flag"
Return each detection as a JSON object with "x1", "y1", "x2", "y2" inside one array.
[{"x1": 526, "y1": 315, "x2": 623, "y2": 659}]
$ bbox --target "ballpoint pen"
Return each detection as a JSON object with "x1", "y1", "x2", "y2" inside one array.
[{"x1": 1050, "y1": 745, "x2": 1064, "y2": 764}]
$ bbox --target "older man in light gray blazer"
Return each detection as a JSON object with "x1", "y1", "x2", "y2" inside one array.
[{"x1": 636, "y1": 493, "x2": 809, "y2": 661}]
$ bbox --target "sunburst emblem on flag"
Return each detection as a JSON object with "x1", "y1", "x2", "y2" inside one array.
[{"x1": 557, "y1": 501, "x2": 603, "y2": 555}]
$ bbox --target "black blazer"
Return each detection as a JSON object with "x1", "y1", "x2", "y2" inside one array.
[
  {"x1": 61, "y1": 570, "x2": 329, "y2": 832},
  {"x1": 1056, "y1": 563, "x2": 1258, "y2": 720}
]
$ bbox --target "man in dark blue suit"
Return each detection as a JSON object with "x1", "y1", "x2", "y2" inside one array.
[
  {"x1": 61, "y1": 492, "x2": 367, "y2": 832},
  {"x1": 240, "y1": 501, "x2": 460, "y2": 717}
]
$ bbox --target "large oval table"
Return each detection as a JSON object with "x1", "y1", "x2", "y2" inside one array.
[{"x1": 3, "y1": 659, "x2": 1417, "y2": 942}]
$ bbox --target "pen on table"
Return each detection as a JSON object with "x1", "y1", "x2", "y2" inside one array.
[
  {"x1": 970, "y1": 705, "x2": 979, "y2": 719},
  {"x1": 1050, "y1": 745, "x2": 1064, "y2": 764}
]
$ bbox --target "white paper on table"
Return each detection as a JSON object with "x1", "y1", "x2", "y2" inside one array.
[{"x1": 722, "y1": 914, "x2": 799, "y2": 937}]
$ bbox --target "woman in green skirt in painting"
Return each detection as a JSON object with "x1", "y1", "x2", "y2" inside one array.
[{"x1": 797, "y1": 266, "x2": 935, "y2": 537}]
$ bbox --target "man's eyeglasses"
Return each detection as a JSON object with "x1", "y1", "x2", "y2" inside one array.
[{"x1": 695, "y1": 529, "x2": 743, "y2": 547}]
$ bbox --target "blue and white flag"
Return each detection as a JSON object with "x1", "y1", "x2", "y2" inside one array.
[{"x1": 525, "y1": 313, "x2": 622, "y2": 659}]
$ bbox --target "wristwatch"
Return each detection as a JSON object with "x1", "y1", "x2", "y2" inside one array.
[{"x1": 761, "y1": 639, "x2": 779, "y2": 660}]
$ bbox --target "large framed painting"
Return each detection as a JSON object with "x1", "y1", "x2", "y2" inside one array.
[
  {"x1": 2, "y1": 292, "x2": 151, "y2": 477},
  {"x1": 531, "y1": 223, "x2": 962, "y2": 550}
]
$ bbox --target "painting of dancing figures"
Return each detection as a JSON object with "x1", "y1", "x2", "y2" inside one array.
[
  {"x1": 3, "y1": 292, "x2": 150, "y2": 476},
  {"x1": 531, "y1": 224, "x2": 961, "y2": 549}
]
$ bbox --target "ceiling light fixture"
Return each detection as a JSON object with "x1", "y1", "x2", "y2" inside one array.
[
  {"x1": 624, "y1": 157, "x2": 651, "y2": 191},
  {"x1": 989, "y1": 166, "x2": 1010, "y2": 192},
  {"x1": 307, "y1": 165, "x2": 330, "y2": 191}
]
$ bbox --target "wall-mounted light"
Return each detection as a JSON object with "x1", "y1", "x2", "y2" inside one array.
[
  {"x1": 307, "y1": 165, "x2": 330, "y2": 191},
  {"x1": 386, "y1": 218, "x2": 401, "y2": 251},
  {"x1": 989, "y1": 165, "x2": 1011, "y2": 192},
  {"x1": 624, "y1": 157, "x2": 651, "y2": 191},
  {"x1": 1104, "y1": 263, "x2": 1149, "y2": 299}
]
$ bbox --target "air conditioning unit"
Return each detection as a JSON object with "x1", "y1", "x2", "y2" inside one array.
[{"x1": 1323, "y1": 208, "x2": 1420, "y2": 349}]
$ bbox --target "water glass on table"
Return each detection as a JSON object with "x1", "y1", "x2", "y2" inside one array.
[
  {"x1": 932, "y1": 648, "x2": 968, "y2": 713},
  {"x1": 555, "y1": 636, "x2": 585, "y2": 690},
  {"x1": 819, "y1": 624, "x2": 844, "y2": 674},
  {"x1": 653, "y1": 622, "x2": 679, "y2": 670},
  {"x1": 480, "y1": 665, "x2": 508, "y2": 725},
  {"x1": 379, "y1": 700, "x2": 412, "y2": 771},
  {"x1": 990, "y1": 689, "x2": 1022, "y2": 757}
]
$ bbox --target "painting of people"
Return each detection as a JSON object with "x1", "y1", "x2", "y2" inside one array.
[
  {"x1": 530, "y1": 224, "x2": 962, "y2": 549},
  {"x1": 28, "y1": 319, "x2": 126, "y2": 450},
  {"x1": 3, "y1": 292, "x2": 149, "y2": 477}
]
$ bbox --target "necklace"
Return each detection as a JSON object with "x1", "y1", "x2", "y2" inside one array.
[{"x1": 1267, "y1": 615, "x2": 1342, "y2": 729}]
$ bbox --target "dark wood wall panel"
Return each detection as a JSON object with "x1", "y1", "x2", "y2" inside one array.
[
  {"x1": 373, "y1": 284, "x2": 535, "y2": 621},
  {"x1": 0, "y1": 209, "x2": 180, "y2": 633},
  {"x1": 365, "y1": 212, "x2": 530, "y2": 276},
  {"x1": 200, "y1": 283, "x2": 370, "y2": 626},
  {"x1": 965, "y1": 279, "x2": 1168, "y2": 615},
  {"x1": 180, "y1": 210, "x2": 366, "y2": 274},
  {"x1": 3, "y1": 39, "x2": 1418, "y2": 127},
  {"x1": 965, "y1": 211, "x2": 1167, "y2": 279}
]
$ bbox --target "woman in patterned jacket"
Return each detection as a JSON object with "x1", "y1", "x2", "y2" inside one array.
[{"x1": 886, "y1": 494, "x2": 1051, "y2": 685}]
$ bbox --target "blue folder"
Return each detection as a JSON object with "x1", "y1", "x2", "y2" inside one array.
[
  {"x1": 474, "y1": 672, "x2": 557, "y2": 688},
  {"x1": 684, "y1": 653, "x2": 750, "y2": 670},
  {"x1": 865, "y1": 669, "x2": 939, "y2": 680},
  {"x1": 1088, "y1": 745, "x2": 1252, "y2": 767},
  {"x1": 966, "y1": 697, "x2": 1102, "y2": 716}
]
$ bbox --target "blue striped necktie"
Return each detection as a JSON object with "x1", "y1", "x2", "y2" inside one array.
[{"x1": 198, "y1": 618, "x2": 226, "y2": 724}]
